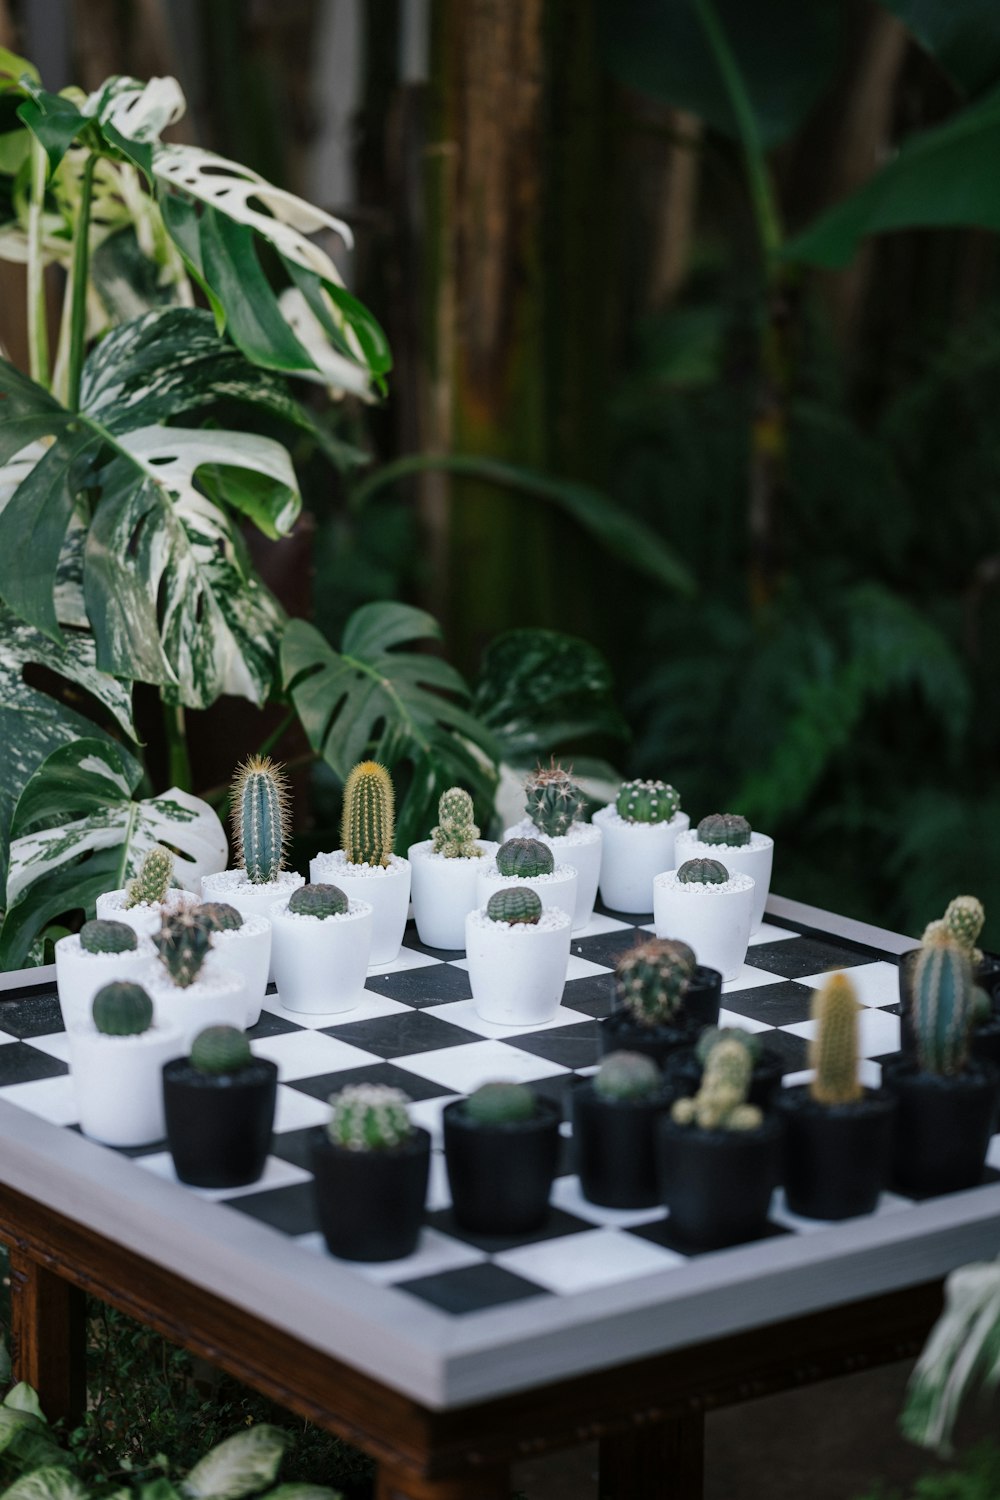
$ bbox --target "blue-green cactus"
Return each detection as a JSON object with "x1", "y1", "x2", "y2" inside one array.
[
  {"x1": 486, "y1": 887, "x2": 543, "y2": 925},
  {"x1": 464, "y1": 1082, "x2": 536, "y2": 1124},
  {"x1": 594, "y1": 1051, "x2": 662, "y2": 1102},
  {"x1": 232, "y1": 756, "x2": 290, "y2": 885},
  {"x1": 80, "y1": 920, "x2": 138, "y2": 955},
  {"x1": 911, "y1": 926, "x2": 977, "y2": 1077},
  {"x1": 288, "y1": 883, "x2": 349, "y2": 918},
  {"x1": 696, "y1": 813, "x2": 752, "y2": 847},
  {"x1": 524, "y1": 764, "x2": 585, "y2": 838},
  {"x1": 92, "y1": 982, "x2": 153, "y2": 1037},
  {"x1": 496, "y1": 838, "x2": 555, "y2": 879}
]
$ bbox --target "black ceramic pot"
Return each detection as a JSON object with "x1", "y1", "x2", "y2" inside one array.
[
  {"x1": 773, "y1": 1086, "x2": 897, "y2": 1220},
  {"x1": 882, "y1": 1057, "x2": 997, "y2": 1197},
  {"x1": 977, "y1": 953, "x2": 1000, "y2": 1003},
  {"x1": 163, "y1": 1057, "x2": 277, "y2": 1189},
  {"x1": 678, "y1": 965, "x2": 723, "y2": 1032},
  {"x1": 664, "y1": 1044, "x2": 785, "y2": 1111},
  {"x1": 310, "y1": 1126, "x2": 431, "y2": 1261},
  {"x1": 572, "y1": 1080, "x2": 674, "y2": 1209},
  {"x1": 600, "y1": 1009, "x2": 694, "y2": 1068},
  {"x1": 443, "y1": 1097, "x2": 560, "y2": 1235},
  {"x1": 657, "y1": 1114, "x2": 783, "y2": 1250}
]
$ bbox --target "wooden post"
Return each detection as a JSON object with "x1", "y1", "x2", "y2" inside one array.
[
  {"x1": 7, "y1": 1249, "x2": 86, "y2": 1426},
  {"x1": 375, "y1": 1461, "x2": 509, "y2": 1500},
  {"x1": 599, "y1": 1412, "x2": 704, "y2": 1500}
]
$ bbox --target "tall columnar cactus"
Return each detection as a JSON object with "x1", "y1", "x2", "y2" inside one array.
[
  {"x1": 153, "y1": 910, "x2": 213, "y2": 989},
  {"x1": 288, "y1": 883, "x2": 349, "y2": 918},
  {"x1": 486, "y1": 887, "x2": 543, "y2": 926},
  {"x1": 327, "y1": 1084, "x2": 414, "y2": 1151},
  {"x1": 464, "y1": 1081, "x2": 536, "y2": 1124},
  {"x1": 594, "y1": 1051, "x2": 662, "y2": 1102},
  {"x1": 676, "y1": 857, "x2": 730, "y2": 885},
  {"x1": 696, "y1": 813, "x2": 752, "y2": 848},
  {"x1": 430, "y1": 787, "x2": 482, "y2": 858},
  {"x1": 615, "y1": 779, "x2": 680, "y2": 825},
  {"x1": 341, "y1": 760, "x2": 395, "y2": 868},
  {"x1": 810, "y1": 972, "x2": 862, "y2": 1106},
  {"x1": 938, "y1": 895, "x2": 986, "y2": 964},
  {"x1": 615, "y1": 937, "x2": 695, "y2": 1027},
  {"x1": 496, "y1": 838, "x2": 555, "y2": 879},
  {"x1": 92, "y1": 982, "x2": 153, "y2": 1036},
  {"x1": 911, "y1": 927, "x2": 977, "y2": 1077},
  {"x1": 671, "y1": 1037, "x2": 762, "y2": 1131},
  {"x1": 191, "y1": 1026, "x2": 253, "y2": 1076},
  {"x1": 80, "y1": 919, "x2": 138, "y2": 955},
  {"x1": 198, "y1": 902, "x2": 244, "y2": 932},
  {"x1": 524, "y1": 763, "x2": 585, "y2": 838},
  {"x1": 232, "y1": 755, "x2": 290, "y2": 885},
  {"x1": 125, "y1": 845, "x2": 174, "y2": 908}
]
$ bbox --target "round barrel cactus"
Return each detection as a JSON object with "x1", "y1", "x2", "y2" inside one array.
[
  {"x1": 594, "y1": 1051, "x2": 661, "y2": 1102},
  {"x1": 524, "y1": 764, "x2": 584, "y2": 838},
  {"x1": 496, "y1": 838, "x2": 555, "y2": 879},
  {"x1": 198, "y1": 902, "x2": 245, "y2": 933},
  {"x1": 80, "y1": 919, "x2": 138, "y2": 955},
  {"x1": 92, "y1": 982, "x2": 153, "y2": 1037},
  {"x1": 615, "y1": 779, "x2": 680, "y2": 825},
  {"x1": 342, "y1": 760, "x2": 395, "y2": 868},
  {"x1": 486, "y1": 887, "x2": 543, "y2": 926},
  {"x1": 232, "y1": 755, "x2": 290, "y2": 885},
  {"x1": 191, "y1": 1026, "x2": 253, "y2": 1076},
  {"x1": 328, "y1": 1084, "x2": 413, "y2": 1151},
  {"x1": 287, "y1": 883, "x2": 349, "y2": 918},
  {"x1": 615, "y1": 937, "x2": 695, "y2": 1027},
  {"x1": 696, "y1": 813, "x2": 752, "y2": 848},
  {"x1": 464, "y1": 1081, "x2": 536, "y2": 1125},
  {"x1": 676, "y1": 857, "x2": 729, "y2": 885}
]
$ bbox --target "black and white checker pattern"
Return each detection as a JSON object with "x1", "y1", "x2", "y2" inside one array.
[{"x1": 1, "y1": 909, "x2": 991, "y2": 1318}]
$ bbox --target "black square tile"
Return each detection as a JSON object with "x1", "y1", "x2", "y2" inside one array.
[
  {"x1": 570, "y1": 930, "x2": 638, "y2": 969},
  {"x1": 745, "y1": 938, "x2": 873, "y2": 980},
  {"x1": 723, "y1": 981, "x2": 815, "y2": 1028},
  {"x1": 270, "y1": 1126, "x2": 320, "y2": 1172},
  {"x1": 248, "y1": 1011, "x2": 305, "y2": 1040},
  {"x1": 560, "y1": 974, "x2": 616, "y2": 1019},
  {"x1": 287, "y1": 1061, "x2": 453, "y2": 1104},
  {"x1": 505, "y1": 1023, "x2": 602, "y2": 1071},
  {"x1": 321, "y1": 1011, "x2": 482, "y2": 1058},
  {"x1": 424, "y1": 1205, "x2": 592, "y2": 1255},
  {"x1": 397, "y1": 923, "x2": 465, "y2": 962},
  {"x1": 397, "y1": 1262, "x2": 547, "y2": 1315},
  {"x1": 628, "y1": 1216, "x2": 791, "y2": 1256},
  {"x1": 363, "y1": 965, "x2": 472, "y2": 1007},
  {"x1": 902, "y1": 1165, "x2": 1000, "y2": 1202},
  {"x1": 527, "y1": 1073, "x2": 586, "y2": 1123},
  {"x1": 0, "y1": 995, "x2": 65, "y2": 1039},
  {"x1": 226, "y1": 1181, "x2": 318, "y2": 1236},
  {"x1": 0, "y1": 1043, "x2": 68, "y2": 1085},
  {"x1": 763, "y1": 1030, "x2": 811, "y2": 1074},
  {"x1": 594, "y1": 899, "x2": 651, "y2": 925}
]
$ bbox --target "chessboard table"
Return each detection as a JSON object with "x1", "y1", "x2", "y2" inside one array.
[{"x1": 0, "y1": 893, "x2": 997, "y2": 1500}]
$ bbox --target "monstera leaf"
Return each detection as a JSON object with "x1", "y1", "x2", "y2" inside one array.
[{"x1": 0, "y1": 738, "x2": 227, "y2": 969}]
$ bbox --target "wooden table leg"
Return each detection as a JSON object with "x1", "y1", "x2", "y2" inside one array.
[
  {"x1": 600, "y1": 1412, "x2": 704, "y2": 1500},
  {"x1": 7, "y1": 1248, "x2": 86, "y2": 1426},
  {"x1": 375, "y1": 1462, "x2": 509, "y2": 1500}
]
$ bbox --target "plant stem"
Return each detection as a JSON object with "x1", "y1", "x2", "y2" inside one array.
[
  {"x1": 255, "y1": 708, "x2": 297, "y2": 762},
  {"x1": 26, "y1": 136, "x2": 49, "y2": 389},
  {"x1": 163, "y1": 701, "x2": 193, "y2": 794},
  {"x1": 66, "y1": 151, "x2": 97, "y2": 413}
]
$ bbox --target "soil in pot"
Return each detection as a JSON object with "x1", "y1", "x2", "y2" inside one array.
[
  {"x1": 665, "y1": 1044, "x2": 784, "y2": 1111},
  {"x1": 572, "y1": 1079, "x2": 674, "y2": 1209},
  {"x1": 657, "y1": 1114, "x2": 783, "y2": 1250},
  {"x1": 310, "y1": 1127, "x2": 430, "y2": 1261},
  {"x1": 163, "y1": 1056, "x2": 277, "y2": 1188},
  {"x1": 599, "y1": 1008, "x2": 695, "y2": 1069},
  {"x1": 883, "y1": 1057, "x2": 998, "y2": 1197},
  {"x1": 443, "y1": 1096, "x2": 561, "y2": 1235},
  {"x1": 774, "y1": 1086, "x2": 897, "y2": 1220}
]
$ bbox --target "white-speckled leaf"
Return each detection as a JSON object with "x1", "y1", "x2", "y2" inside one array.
[
  {"x1": 85, "y1": 74, "x2": 185, "y2": 142},
  {"x1": 181, "y1": 1426, "x2": 287, "y2": 1500},
  {"x1": 0, "y1": 1469, "x2": 90, "y2": 1500}
]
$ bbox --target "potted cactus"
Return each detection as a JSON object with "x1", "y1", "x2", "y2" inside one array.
[
  {"x1": 665, "y1": 1025, "x2": 785, "y2": 1112},
  {"x1": 310, "y1": 1084, "x2": 430, "y2": 1261},
  {"x1": 503, "y1": 763, "x2": 602, "y2": 932},
  {"x1": 658, "y1": 1035, "x2": 782, "y2": 1249},
  {"x1": 592, "y1": 778, "x2": 690, "y2": 915},
  {"x1": 600, "y1": 938, "x2": 722, "y2": 1066},
  {"x1": 674, "y1": 813, "x2": 774, "y2": 934},
  {"x1": 774, "y1": 973, "x2": 897, "y2": 1220},
  {"x1": 900, "y1": 898, "x2": 1000, "y2": 1058},
  {"x1": 573, "y1": 1052, "x2": 673, "y2": 1209},
  {"x1": 269, "y1": 883, "x2": 374, "y2": 1013},
  {"x1": 55, "y1": 919, "x2": 155, "y2": 1029},
  {"x1": 96, "y1": 845, "x2": 193, "y2": 937},
  {"x1": 885, "y1": 926, "x2": 999, "y2": 1197},
  {"x1": 653, "y1": 856, "x2": 755, "y2": 981},
  {"x1": 68, "y1": 981, "x2": 183, "y2": 1148},
  {"x1": 198, "y1": 902, "x2": 270, "y2": 1029},
  {"x1": 310, "y1": 760, "x2": 411, "y2": 966},
  {"x1": 443, "y1": 1082, "x2": 561, "y2": 1234},
  {"x1": 163, "y1": 1025, "x2": 278, "y2": 1188},
  {"x1": 465, "y1": 887, "x2": 572, "y2": 1026},
  {"x1": 407, "y1": 787, "x2": 498, "y2": 950},
  {"x1": 143, "y1": 909, "x2": 248, "y2": 1045},
  {"x1": 475, "y1": 836, "x2": 579, "y2": 920}
]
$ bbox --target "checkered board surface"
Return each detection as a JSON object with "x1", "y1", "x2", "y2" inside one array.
[{"x1": 2, "y1": 907, "x2": 994, "y2": 1320}]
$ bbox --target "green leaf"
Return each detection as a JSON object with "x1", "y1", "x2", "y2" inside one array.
[
  {"x1": 0, "y1": 49, "x2": 39, "y2": 92},
  {"x1": 182, "y1": 1426, "x2": 286, "y2": 1500},
  {"x1": 2, "y1": 1389, "x2": 43, "y2": 1423},
  {"x1": 784, "y1": 86, "x2": 1000, "y2": 267},
  {"x1": 16, "y1": 93, "x2": 87, "y2": 172},
  {"x1": 0, "y1": 1467, "x2": 89, "y2": 1500},
  {"x1": 878, "y1": 0, "x2": 1000, "y2": 98},
  {"x1": 902, "y1": 1258, "x2": 1000, "y2": 1454}
]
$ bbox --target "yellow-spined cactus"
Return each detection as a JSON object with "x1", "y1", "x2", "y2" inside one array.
[
  {"x1": 341, "y1": 760, "x2": 394, "y2": 868},
  {"x1": 809, "y1": 971, "x2": 862, "y2": 1106}
]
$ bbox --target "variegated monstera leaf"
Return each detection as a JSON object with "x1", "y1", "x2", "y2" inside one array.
[{"x1": 0, "y1": 738, "x2": 227, "y2": 970}]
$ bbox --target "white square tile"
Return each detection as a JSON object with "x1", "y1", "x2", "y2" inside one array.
[
  {"x1": 133, "y1": 1152, "x2": 311, "y2": 1201},
  {"x1": 985, "y1": 1134, "x2": 1000, "y2": 1171},
  {"x1": 0, "y1": 1032, "x2": 21, "y2": 1047},
  {"x1": 25, "y1": 1033, "x2": 71, "y2": 1064},
  {"x1": 574, "y1": 914, "x2": 634, "y2": 938},
  {"x1": 779, "y1": 1060, "x2": 883, "y2": 1091},
  {"x1": 748, "y1": 923, "x2": 799, "y2": 946},
  {"x1": 782, "y1": 1009, "x2": 900, "y2": 1058},
  {"x1": 722, "y1": 965, "x2": 786, "y2": 995},
  {"x1": 770, "y1": 1187, "x2": 911, "y2": 1234},
  {"x1": 426, "y1": 1150, "x2": 452, "y2": 1211},
  {"x1": 367, "y1": 946, "x2": 443, "y2": 976},
  {"x1": 273, "y1": 1083, "x2": 334, "y2": 1133},
  {"x1": 496, "y1": 1227, "x2": 684, "y2": 1293},
  {"x1": 566, "y1": 954, "x2": 615, "y2": 982},
  {"x1": 347, "y1": 1227, "x2": 485, "y2": 1283},
  {"x1": 406, "y1": 1092, "x2": 463, "y2": 1148},
  {"x1": 798, "y1": 961, "x2": 901, "y2": 1009},
  {"x1": 716, "y1": 1008, "x2": 774, "y2": 1036},
  {"x1": 250, "y1": 1030, "x2": 379, "y2": 1081},
  {"x1": 393, "y1": 1040, "x2": 569, "y2": 1093},
  {"x1": 550, "y1": 1175, "x2": 667, "y2": 1230},
  {"x1": 265, "y1": 991, "x2": 409, "y2": 1029},
  {"x1": 0, "y1": 1076, "x2": 78, "y2": 1125},
  {"x1": 421, "y1": 998, "x2": 592, "y2": 1041}
]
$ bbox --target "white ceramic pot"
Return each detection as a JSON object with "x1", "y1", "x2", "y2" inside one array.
[
  {"x1": 503, "y1": 820, "x2": 602, "y2": 932},
  {"x1": 200, "y1": 869, "x2": 304, "y2": 979},
  {"x1": 592, "y1": 805, "x2": 691, "y2": 915},
  {"x1": 55, "y1": 933, "x2": 156, "y2": 1030},
  {"x1": 653, "y1": 870, "x2": 755, "y2": 982},
  {"x1": 269, "y1": 897, "x2": 374, "y2": 1013},
  {"x1": 205, "y1": 914, "x2": 271, "y2": 1027},
  {"x1": 95, "y1": 888, "x2": 195, "y2": 939},
  {"x1": 674, "y1": 830, "x2": 774, "y2": 933},
  {"x1": 465, "y1": 906, "x2": 572, "y2": 1026},
  {"x1": 69, "y1": 1022, "x2": 185, "y2": 1147},
  {"x1": 309, "y1": 850, "x2": 411, "y2": 966},
  {"x1": 142, "y1": 964, "x2": 248, "y2": 1048},
  {"x1": 407, "y1": 840, "x2": 499, "y2": 950},
  {"x1": 475, "y1": 862, "x2": 578, "y2": 922}
]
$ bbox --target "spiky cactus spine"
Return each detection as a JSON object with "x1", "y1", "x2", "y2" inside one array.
[
  {"x1": 912, "y1": 927, "x2": 977, "y2": 1077},
  {"x1": 615, "y1": 938, "x2": 695, "y2": 1027},
  {"x1": 524, "y1": 763, "x2": 585, "y2": 838},
  {"x1": 199, "y1": 902, "x2": 244, "y2": 932},
  {"x1": 940, "y1": 896, "x2": 986, "y2": 965},
  {"x1": 288, "y1": 883, "x2": 349, "y2": 918},
  {"x1": 615, "y1": 779, "x2": 680, "y2": 825},
  {"x1": 594, "y1": 1051, "x2": 661, "y2": 1102},
  {"x1": 676, "y1": 857, "x2": 729, "y2": 885},
  {"x1": 232, "y1": 756, "x2": 290, "y2": 885},
  {"x1": 327, "y1": 1084, "x2": 413, "y2": 1151},
  {"x1": 430, "y1": 787, "x2": 482, "y2": 858},
  {"x1": 486, "y1": 887, "x2": 543, "y2": 925},
  {"x1": 191, "y1": 1026, "x2": 253, "y2": 1076},
  {"x1": 341, "y1": 760, "x2": 394, "y2": 868},
  {"x1": 696, "y1": 813, "x2": 752, "y2": 848},
  {"x1": 671, "y1": 1037, "x2": 762, "y2": 1131},
  {"x1": 495, "y1": 838, "x2": 555, "y2": 879},
  {"x1": 153, "y1": 910, "x2": 213, "y2": 989},
  {"x1": 464, "y1": 1081, "x2": 536, "y2": 1124},
  {"x1": 92, "y1": 982, "x2": 153, "y2": 1037},
  {"x1": 80, "y1": 919, "x2": 138, "y2": 955},
  {"x1": 125, "y1": 845, "x2": 174, "y2": 908},
  {"x1": 810, "y1": 972, "x2": 862, "y2": 1106}
]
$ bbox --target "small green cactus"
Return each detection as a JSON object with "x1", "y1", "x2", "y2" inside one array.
[
  {"x1": 153, "y1": 910, "x2": 213, "y2": 989},
  {"x1": 287, "y1": 883, "x2": 349, "y2": 918},
  {"x1": 124, "y1": 845, "x2": 174, "y2": 908},
  {"x1": 939, "y1": 896, "x2": 986, "y2": 965},
  {"x1": 198, "y1": 902, "x2": 245, "y2": 933},
  {"x1": 676, "y1": 857, "x2": 730, "y2": 885},
  {"x1": 615, "y1": 779, "x2": 680, "y2": 825},
  {"x1": 327, "y1": 1084, "x2": 414, "y2": 1151},
  {"x1": 464, "y1": 1081, "x2": 536, "y2": 1124},
  {"x1": 341, "y1": 760, "x2": 394, "y2": 868},
  {"x1": 594, "y1": 1051, "x2": 662, "y2": 1102},
  {"x1": 486, "y1": 886, "x2": 543, "y2": 925},
  {"x1": 190, "y1": 1025, "x2": 253, "y2": 1076},
  {"x1": 810, "y1": 972, "x2": 862, "y2": 1106},
  {"x1": 232, "y1": 755, "x2": 290, "y2": 885},
  {"x1": 671, "y1": 1037, "x2": 763, "y2": 1131},
  {"x1": 695, "y1": 1026, "x2": 761, "y2": 1065},
  {"x1": 80, "y1": 919, "x2": 138, "y2": 955},
  {"x1": 92, "y1": 982, "x2": 153, "y2": 1037},
  {"x1": 911, "y1": 926, "x2": 977, "y2": 1077},
  {"x1": 524, "y1": 762, "x2": 585, "y2": 838},
  {"x1": 495, "y1": 838, "x2": 555, "y2": 879},
  {"x1": 431, "y1": 787, "x2": 483, "y2": 859},
  {"x1": 615, "y1": 937, "x2": 695, "y2": 1027},
  {"x1": 696, "y1": 813, "x2": 752, "y2": 848}
]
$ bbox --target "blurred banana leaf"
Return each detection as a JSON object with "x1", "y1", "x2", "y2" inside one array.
[{"x1": 878, "y1": 0, "x2": 1000, "y2": 98}]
